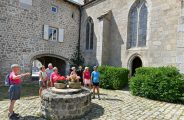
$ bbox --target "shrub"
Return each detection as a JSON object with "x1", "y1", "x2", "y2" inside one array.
[
  {"x1": 98, "y1": 66, "x2": 129, "y2": 90},
  {"x1": 130, "y1": 66, "x2": 184, "y2": 103}
]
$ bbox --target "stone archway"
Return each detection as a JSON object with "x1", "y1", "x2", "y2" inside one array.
[
  {"x1": 31, "y1": 54, "x2": 69, "y2": 76},
  {"x1": 131, "y1": 57, "x2": 142, "y2": 76}
]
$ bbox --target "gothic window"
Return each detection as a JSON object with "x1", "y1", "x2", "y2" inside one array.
[
  {"x1": 86, "y1": 17, "x2": 94, "y2": 50},
  {"x1": 127, "y1": 0, "x2": 148, "y2": 49}
]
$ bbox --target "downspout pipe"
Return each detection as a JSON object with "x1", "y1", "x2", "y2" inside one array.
[{"x1": 77, "y1": 6, "x2": 82, "y2": 63}]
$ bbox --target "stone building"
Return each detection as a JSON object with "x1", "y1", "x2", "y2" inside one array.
[
  {"x1": 81, "y1": 0, "x2": 184, "y2": 75},
  {"x1": 0, "y1": 0, "x2": 80, "y2": 77},
  {"x1": 0, "y1": 0, "x2": 184, "y2": 80}
]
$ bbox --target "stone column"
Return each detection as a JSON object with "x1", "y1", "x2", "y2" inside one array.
[
  {"x1": 96, "y1": 11, "x2": 112, "y2": 66},
  {"x1": 176, "y1": 0, "x2": 184, "y2": 73}
]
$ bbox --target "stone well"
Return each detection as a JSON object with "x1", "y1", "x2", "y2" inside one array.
[{"x1": 41, "y1": 87, "x2": 92, "y2": 120}]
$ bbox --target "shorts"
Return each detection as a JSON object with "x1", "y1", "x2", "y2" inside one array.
[
  {"x1": 39, "y1": 81, "x2": 47, "y2": 87},
  {"x1": 84, "y1": 79, "x2": 91, "y2": 85},
  {"x1": 93, "y1": 82, "x2": 99, "y2": 86},
  {"x1": 8, "y1": 84, "x2": 21, "y2": 100}
]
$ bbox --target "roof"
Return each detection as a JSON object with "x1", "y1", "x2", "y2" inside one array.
[{"x1": 65, "y1": 0, "x2": 82, "y2": 6}]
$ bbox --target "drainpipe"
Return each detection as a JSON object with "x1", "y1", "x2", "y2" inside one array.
[{"x1": 77, "y1": 6, "x2": 82, "y2": 63}]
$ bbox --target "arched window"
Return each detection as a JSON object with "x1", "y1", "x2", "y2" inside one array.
[
  {"x1": 86, "y1": 17, "x2": 94, "y2": 50},
  {"x1": 127, "y1": 0, "x2": 148, "y2": 49}
]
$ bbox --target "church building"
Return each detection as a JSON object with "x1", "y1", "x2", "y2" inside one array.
[{"x1": 0, "y1": 0, "x2": 184, "y2": 80}]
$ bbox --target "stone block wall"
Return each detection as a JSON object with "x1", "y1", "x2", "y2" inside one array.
[
  {"x1": 41, "y1": 88, "x2": 92, "y2": 120},
  {"x1": 0, "y1": 0, "x2": 80, "y2": 79},
  {"x1": 176, "y1": 0, "x2": 184, "y2": 73},
  {"x1": 81, "y1": 0, "x2": 182, "y2": 71}
]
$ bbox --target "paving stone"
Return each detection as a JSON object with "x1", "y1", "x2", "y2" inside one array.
[{"x1": 1, "y1": 89, "x2": 184, "y2": 120}]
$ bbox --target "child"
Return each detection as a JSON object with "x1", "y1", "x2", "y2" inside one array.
[
  {"x1": 8, "y1": 64, "x2": 30, "y2": 119},
  {"x1": 91, "y1": 66, "x2": 101, "y2": 100},
  {"x1": 83, "y1": 67, "x2": 91, "y2": 88}
]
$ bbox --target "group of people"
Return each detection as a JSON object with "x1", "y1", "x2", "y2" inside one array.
[
  {"x1": 39, "y1": 63, "x2": 101, "y2": 100},
  {"x1": 7, "y1": 63, "x2": 101, "y2": 119}
]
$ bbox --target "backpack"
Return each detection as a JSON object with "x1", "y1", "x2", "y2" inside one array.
[{"x1": 4, "y1": 73, "x2": 11, "y2": 86}]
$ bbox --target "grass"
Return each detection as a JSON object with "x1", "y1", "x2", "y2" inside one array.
[{"x1": 0, "y1": 83, "x2": 39, "y2": 101}]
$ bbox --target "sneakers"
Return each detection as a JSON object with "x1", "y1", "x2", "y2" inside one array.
[
  {"x1": 8, "y1": 112, "x2": 20, "y2": 120},
  {"x1": 92, "y1": 96, "x2": 95, "y2": 99},
  {"x1": 92, "y1": 95, "x2": 101, "y2": 100},
  {"x1": 13, "y1": 111, "x2": 20, "y2": 117},
  {"x1": 98, "y1": 95, "x2": 101, "y2": 100}
]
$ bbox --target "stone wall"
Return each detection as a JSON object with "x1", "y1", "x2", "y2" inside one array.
[
  {"x1": 176, "y1": 0, "x2": 184, "y2": 73},
  {"x1": 81, "y1": 0, "x2": 182, "y2": 71},
  {"x1": 0, "y1": 0, "x2": 80, "y2": 79},
  {"x1": 41, "y1": 88, "x2": 91, "y2": 120}
]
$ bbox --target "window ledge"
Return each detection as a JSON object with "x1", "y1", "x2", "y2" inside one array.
[
  {"x1": 84, "y1": 50, "x2": 94, "y2": 53},
  {"x1": 127, "y1": 47, "x2": 148, "y2": 51}
]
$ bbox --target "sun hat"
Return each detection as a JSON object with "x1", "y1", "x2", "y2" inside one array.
[
  {"x1": 11, "y1": 64, "x2": 20, "y2": 69},
  {"x1": 53, "y1": 67, "x2": 58, "y2": 71},
  {"x1": 48, "y1": 63, "x2": 53, "y2": 67},
  {"x1": 71, "y1": 67, "x2": 76, "y2": 70}
]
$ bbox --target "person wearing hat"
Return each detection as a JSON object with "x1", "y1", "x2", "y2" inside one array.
[
  {"x1": 8, "y1": 64, "x2": 30, "y2": 119},
  {"x1": 50, "y1": 67, "x2": 60, "y2": 87},
  {"x1": 91, "y1": 66, "x2": 101, "y2": 100}
]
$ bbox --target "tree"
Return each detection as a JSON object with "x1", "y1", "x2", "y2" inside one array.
[{"x1": 69, "y1": 45, "x2": 85, "y2": 67}]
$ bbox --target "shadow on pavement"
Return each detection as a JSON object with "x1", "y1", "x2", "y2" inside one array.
[
  {"x1": 102, "y1": 98, "x2": 123, "y2": 102},
  {"x1": 20, "y1": 103, "x2": 104, "y2": 120},
  {"x1": 0, "y1": 84, "x2": 39, "y2": 101},
  {"x1": 19, "y1": 116, "x2": 45, "y2": 120},
  {"x1": 122, "y1": 85, "x2": 129, "y2": 91},
  {"x1": 82, "y1": 103, "x2": 104, "y2": 120}
]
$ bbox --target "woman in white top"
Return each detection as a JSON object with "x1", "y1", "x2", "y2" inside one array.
[{"x1": 39, "y1": 65, "x2": 48, "y2": 97}]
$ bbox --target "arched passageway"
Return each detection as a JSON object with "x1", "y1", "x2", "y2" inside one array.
[
  {"x1": 36, "y1": 56, "x2": 66, "y2": 76},
  {"x1": 131, "y1": 57, "x2": 142, "y2": 76},
  {"x1": 31, "y1": 55, "x2": 67, "y2": 80}
]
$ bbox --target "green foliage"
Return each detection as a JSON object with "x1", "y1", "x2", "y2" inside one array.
[
  {"x1": 130, "y1": 66, "x2": 184, "y2": 103},
  {"x1": 98, "y1": 66, "x2": 129, "y2": 90},
  {"x1": 69, "y1": 45, "x2": 85, "y2": 67}
]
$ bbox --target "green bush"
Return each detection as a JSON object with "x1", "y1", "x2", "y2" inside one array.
[
  {"x1": 130, "y1": 66, "x2": 184, "y2": 103},
  {"x1": 98, "y1": 66, "x2": 129, "y2": 90}
]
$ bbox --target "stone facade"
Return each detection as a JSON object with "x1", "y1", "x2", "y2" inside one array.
[
  {"x1": 0, "y1": 0, "x2": 80, "y2": 78},
  {"x1": 80, "y1": 0, "x2": 184, "y2": 73},
  {"x1": 1, "y1": 0, "x2": 184, "y2": 80}
]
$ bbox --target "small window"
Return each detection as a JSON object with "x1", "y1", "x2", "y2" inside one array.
[
  {"x1": 48, "y1": 27, "x2": 58, "y2": 41},
  {"x1": 86, "y1": 17, "x2": 94, "y2": 50},
  {"x1": 51, "y1": 6, "x2": 57, "y2": 13},
  {"x1": 72, "y1": 12, "x2": 75, "y2": 19}
]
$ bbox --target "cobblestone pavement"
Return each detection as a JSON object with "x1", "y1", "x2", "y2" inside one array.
[{"x1": 1, "y1": 89, "x2": 184, "y2": 120}]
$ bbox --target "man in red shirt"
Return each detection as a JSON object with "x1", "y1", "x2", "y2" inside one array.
[{"x1": 8, "y1": 64, "x2": 30, "y2": 119}]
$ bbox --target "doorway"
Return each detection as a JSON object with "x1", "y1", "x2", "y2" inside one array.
[{"x1": 131, "y1": 57, "x2": 142, "y2": 76}]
